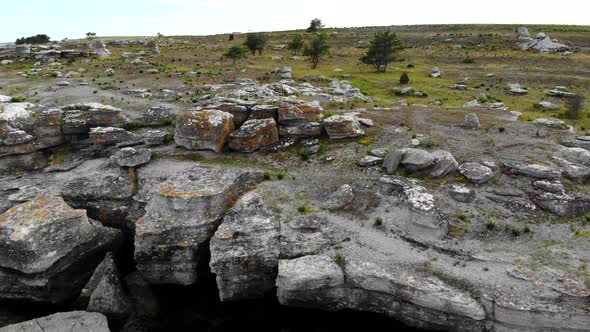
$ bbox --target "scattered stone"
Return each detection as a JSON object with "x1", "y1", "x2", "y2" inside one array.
[
  {"x1": 448, "y1": 184, "x2": 476, "y2": 203},
  {"x1": 143, "y1": 105, "x2": 174, "y2": 126},
  {"x1": 88, "y1": 127, "x2": 135, "y2": 145},
  {"x1": 56, "y1": 81, "x2": 71, "y2": 86},
  {"x1": 357, "y1": 118, "x2": 374, "y2": 127},
  {"x1": 532, "y1": 118, "x2": 567, "y2": 129},
  {"x1": 400, "y1": 148, "x2": 435, "y2": 171},
  {"x1": 533, "y1": 180, "x2": 564, "y2": 194},
  {"x1": 458, "y1": 162, "x2": 494, "y2": 184},
  {"x1": 430, "y1": 150, "x2": 458, "y2": 178},
  {"x1": 538, "y1": 101, "x2": 559, "y2": 110},
  {"x1": 357, "y1": 156, "x2": 383, "y2": 167},
  {"x1": 431, "y1": 66, "x2": 441, "y2": 78},
  {"x1": 508, "y1": 83, "x2": 528, "y2": 95},
  {"x1": 463, "y1": 113, "x2": 480, "y2": 129},
  {"x1": 174, "y1": 109, "x2": 235, "y2": 153},
  {"x1": 146, "y1": 68, "x2": 159, "y2": 74},
  {"x1": 503, "y1": 161, "x2": 561, "y2": 180},
  {"x1": 370, "y1": 148, "x2": 388, "y2": 158},
  {"x1": 111, "y1": 147, "x2": 152, "y2": 167},
  {"x1": 533, "y1": 192, "x2": 590, "y2": 217},
  {"x1": 210, "y1": 192, "x2": 279, "y2": 301},
  {"x1": 278, "y1": 102, "x2": 322, "y2": 126},
  {"x1": 323, "y1": 184, "x2": 354, "y2": 211}
]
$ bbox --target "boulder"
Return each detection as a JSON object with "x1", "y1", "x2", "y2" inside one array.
[
  {"x1": 88, "y1": 127, "x2": 135, "y2": 145},
  {"x1": 431, "y1": 66, "x2": 441, "y2": 78},
  {"x1": 111, "y1": 147, "x2": 152, "y2": 167},
  {"x1": 556, "y1": 147, "x2": 590, "y2": 166},
  {"x1": 508, "y1": 83, "x2": 528, "y2": 95},
  {"x1": 538, "y1": 101, "x2": 559, "y2": 110},
  {"x1": 174, "y1": 109, "x2": 235, "y2": 153},
  {"x1": 207, "y1": 103, "x2": 251, "y2": 127},
  {"x1": 458, "y1": 162, "x2": 494, "y2": 184},
  {"x1": 401, "y1": 148, "x2": 435, "y2": 171},
  {"x1": 142, "y1": 106, "x2": 174, "y2": 126},
  {"x1": 209, "y1": 192, "x2": 279, "y2": 301},
  {"x1": 134, "y1": 165, "x2": 262, "y2": 285},
  {"x1": 533, "y1": 193, "x2": 590, "y2": 217},
  {"x1": 0, "y1": 195, "x2": 118, "y2": 303},
  {"x1": 322, "y1": 184, "x2": 354, "y2": 211},
  {"x1": 533, "y1": 180, "x2": 564, "y2": 194},
  {"x1": 383, "y1": 149, "x2": 405, "y2": 174},
  {"x1": 532, "y1": 118, "x2": 567, "y2": 129},
  {"x1": 430, "y1": 150, "x2": 458, "y2": 178},
  {"x1": 147, "y1": 39, "x2": 160, "y2": 55},
  {"x1": 250, "y1": 104, "x2": 278, "y2": 120},
  {"x1": 278, "y1": 102, "x2": 322, "y2": 126},
  {"x1": 0, "y1": 311, "x2": 109, "y2": 332},
  {"x1": 323, "y1": 115, "x2": 365, "y2": 139},
  {"x1": 279, "y1": 122, "x2": 322, "y2": 138},
  {"x1": 503, "y1": 161, "x2": 561, "y2": 180},
  {"x1": 228, "y1": 118, "x2": 279, "y2": 152},
  {"x1": 61, "y1": 103, "x2": 128, "y2": 134},
  {"x1": 448, "y1": 184, "x2": 476, "y2": 203},
  {"x1": 78, "y1": 252, "x2": 130, "y2": 319},
  {"x1": 463, "y1": 113, "x2": 480, "y2": 129},
  {"x1": 517, "y1": 27, "x2": 532, "y2": 40},
  {"x1": 370, "y1": 148, "x2": 388, "y2": 158},
  {"x1": 91, "y1": 40, "x2": 111, "y2": 57},
  {"x1": 142, "y1": 130, "x2": 168, "y2": 146},
  {"x1": 357, "y1": 156, "x2": 383, "y2": 167}
]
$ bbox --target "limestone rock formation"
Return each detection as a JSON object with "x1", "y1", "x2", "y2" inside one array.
[
  {"x1": 111, "y1": 147, "x2": 152, "y2": 167},
  {"x1": 322, "y1": 115, "x2": 365, "y2": 139},
  {"x1": 0, "y1": 311, "x2": 110, "y2": 332},
  {"x1": 458, "y1": 162, "x2": 494, "y2": 184},
  {"x1": 0, "y1": 195, "x2": 118, "y2": 303},
  {"x1": 174, "y1": 109, "x2": 235, "y2": 153},
  {"x1": 209, "y1": 192, "x2": 279, "y2": 301},
  {"x1": 228, "y1": 118, "x2": 279, "y2": 152},
  {"x1": 134, "y1": 165, "x2": 263, "y2": 285}
]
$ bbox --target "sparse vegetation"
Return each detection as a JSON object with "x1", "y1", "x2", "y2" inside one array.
[
  {"x1": 374, "y1": 217, "x2": 383, "y2": 226},
  {"x1": 334, "y1": 251, "x2": 346, "y2": 268},
  {"x1": 303, "y1": 32, "x2": 330, "y2": 69},
  {"x1": 297, "y1": 204, "x2": 314, "y2": 213},
  {"x1": 287, "y1": 34, "x2": 305, "y2": 55},
  {"x1": 223, "y1": 45, "x2": 249, "y2": 65},
  {"x1": 360, "y1": 31, "x2": 403, "y2": 72},
  {"x1": 307, "y1": 18, "x2": 325, "y2": 33}
]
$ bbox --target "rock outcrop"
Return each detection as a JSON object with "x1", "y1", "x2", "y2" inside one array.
[
  {"x1": 134, "y1": 165, "x2": 262, "y2": 285},
  {"x1": 0, "y1": 195, "x2": 118, "y2": 303},
  {"x1": 210, "y1": 192, "x2": 279, "y2": 301},
  {"x1": 174, "y1": 109, "x2": 235, "y2": 153},
  {"x1": 0, "y1": 311, "x2": 110, "y2": 332},
  {"x1": 228, "y1": 118, "x2": 279, "y2": 152},
  {"x1": 322, "y1": 115, "x2": 365, "y2": 139}
]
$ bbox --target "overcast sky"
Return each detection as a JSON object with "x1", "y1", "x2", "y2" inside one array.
[{"x1": 2, "y1": 0, "x2": 588, "y2": 42}]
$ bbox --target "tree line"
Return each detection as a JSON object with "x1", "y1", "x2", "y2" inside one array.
[{"x1": 224, "y1": 18, "x2": 404, "y2": 72}]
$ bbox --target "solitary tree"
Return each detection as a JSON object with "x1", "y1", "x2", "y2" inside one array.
[
  {"x1": 307, "y1": 18, "x2": 325, "y2": 33},
  {"x1": 223, "y1": 45, "x2": 249, "y2": 65},
  {"x1": 303, "y1": 32, "x2": 330, "y2": 69},
  {"x1": 287, "y1": 34, "x2": 305, "y2": 55},
  {"x1": 565, "y1": 94, "x2": 586, "y2": 121},
  {"x1": 86, "y1": 32, "x2": 97, "y2": 39},
  {"x1": 243, "y1": 33, "x2": 267, "y2": 55},
  {"x1": 360, "y1": 31, "x2": 403, "y2": 72}
]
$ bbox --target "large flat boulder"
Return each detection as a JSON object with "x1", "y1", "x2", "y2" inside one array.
[
  {"x1": 134, "y1": 165, "x2": 263, "y2": 285},
  {"x1": 210, "y1": 192, "x2": 279, "y2": 301},
  {"x1": 61, "y1": 103, "x2": 128, "y2": 135},
  {"x1": 174, "y1": 109, "x2": 235, "y2": 153},
  {"x1": 0, "y1": 311, "x2": 109, "y2": 332},
  {"x1": 0, "y1": 195, "x2": 118, "y2": 303},
  {"x1": 278, "y1": 102, "x2": 322, "y2": 126}
]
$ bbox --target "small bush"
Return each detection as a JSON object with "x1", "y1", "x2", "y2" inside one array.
[
  {"x1": 374, "y1": 217, "x2": 383, "y2": 226},
  {"x1": 523, "y1": 224, "x2": 532, "y2": 233},
  {"x1": 400, "y1": 72, "x2": 410, "y2": 84},
  {"x1": 263, "y1": 170, "x2": 272, "y2": 181},
  {"x1": 10, "y1": 96, "x2": 26, "y2": 102},
  {"x1": 486, "y1": 219, "x2": 497, "y2": 230},
  {"x1": 456, "y1": 212, "x2": 469, "y2": 222},
  {"x1": 125, "y1": 120, "x2": 143, "y2": 130},
  {"x1": 277, "y1": 172, "x2": 285, "y2": 180},
  {"x1": 297, "y1": 204, "x2": 314, "y2": 213},
  {"x1": 334, "y1": 251, "x2": 346, "y2": 268},
  {"x1": 508, "y1": 225, "x2": 521, "y2": 237},
  {"x1": 498, "y1": 127, "x2": 505, "y2": 133},
  {"x1": 406, "y1": 64, "x2": 414, "y2": 68},
  {"x1": 463, "y1": 58, "x2": 475, "y2": 64}
]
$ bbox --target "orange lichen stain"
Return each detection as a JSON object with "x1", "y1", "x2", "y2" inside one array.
[
  {"x1": 221, "y1": 230, "x2": 234, "y2": 239},
  {"x1": 159, "y1": 186, "x2": 198, "y2": 197}
]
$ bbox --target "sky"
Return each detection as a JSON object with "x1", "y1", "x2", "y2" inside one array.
[{"x1": 2, "y1": 0, "x2": 588, "y2": 42}]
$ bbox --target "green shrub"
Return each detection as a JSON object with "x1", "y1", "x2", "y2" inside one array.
[
  {"x1": 297, "y1": 204, "x2": 313, "y2": 213},
  {"x1": 400, "y1": 72, "x2": 410, "y2": 84},
  {"x1": 485, "y1": 219, "x2": 497, "y2": 230},
  {"x1": 334, "y1": 251, "x2": 346, "y2": 268},
  {"x1": 10, "y1": 96, "x2": 26, "y2": 102},
  {"x1": 374, "y1": 217, "x2": 383, "y2": 226},
  {"x1": 263, "y1": 170, "x2": 272, "y2": 181},
  {"x1": 463, "y1": 58, "x2": 475, "y2": 64},
  {"x1": 523, "y1": 224, "x2": 532, "y2": 233},
  {"x1": 498, "y1": 127, "x2": 505, "y2": 133},
  {"x1": 125, "y1": 120, "x2": 143, "y2": 130}
]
